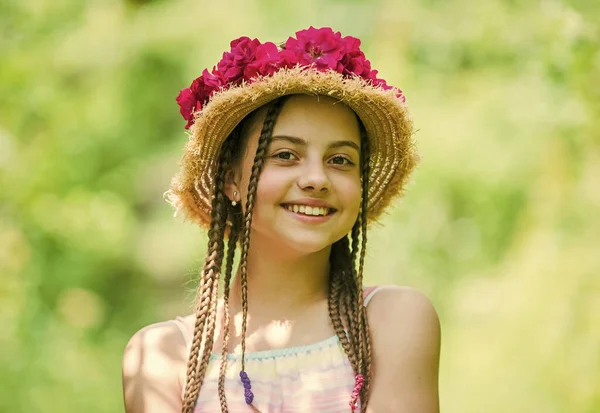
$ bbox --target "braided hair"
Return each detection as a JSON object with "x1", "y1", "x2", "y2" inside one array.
[{"x1": 181, "y1": 97, "x2": 372, "y2": 413}]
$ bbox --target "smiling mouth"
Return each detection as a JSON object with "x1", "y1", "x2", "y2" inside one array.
[{"x1": 281, "y1": 204, "x2": 337, "y2": 217}]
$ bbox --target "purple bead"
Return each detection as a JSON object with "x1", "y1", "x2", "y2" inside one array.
[
  {"x1": 244, "y1": 388, "x2": 254, "y2": 404},
  {"x1": 239, "y1": 371, "x2": 249, "y2": 380},
  {"x1": 243, "y1": 380, "x2": 252, "y2": 390}
]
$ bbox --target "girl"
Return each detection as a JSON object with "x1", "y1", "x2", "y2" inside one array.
[{"x1": 122, "y1": 27, "x2": 440, "y2": 413}]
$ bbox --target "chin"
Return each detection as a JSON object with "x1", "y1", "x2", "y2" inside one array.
[
  {"x1": 272, "y1": 222, "x2": 351, "y2": 255},
  {"x1": 282, "y1": 233, "x2": 338, "y2": 255}
]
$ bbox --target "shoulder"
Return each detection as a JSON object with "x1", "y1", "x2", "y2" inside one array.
[
  {"x1": 122, "y1": 319, "x2": 190, "y2": 370},
  {"x1": 122, "y1": 320, "x2": 189, "y2": 413},
  {"x1": 366, "y1": 286, "x2": 441, "y2": 411},
  {"x1": 366, "y1": 285, "x2": 440, "y2": 338}
]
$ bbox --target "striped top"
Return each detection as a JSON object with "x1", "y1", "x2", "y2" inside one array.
[{"x1": 172, "y1": 286, "x2": 382, "y2": 413}]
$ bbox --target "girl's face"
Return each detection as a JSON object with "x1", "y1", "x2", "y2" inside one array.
[{"x1": 230, "y1": 94, "x2": 363, "y2": 254}]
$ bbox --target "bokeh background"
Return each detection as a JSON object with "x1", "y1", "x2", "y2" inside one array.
[{"x1": 1, "y1": 0, "x2": 599, "y2": 412}]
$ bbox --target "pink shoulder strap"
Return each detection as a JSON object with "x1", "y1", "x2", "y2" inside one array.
[
  {"x1": 363, "y1": 286, "x2": 381, "y2": 307},
  {"x1": 171, "y1": 316, "x2": 193, "y2": 350}
]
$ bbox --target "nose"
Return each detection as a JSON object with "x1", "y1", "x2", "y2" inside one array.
[{"x1": 297, "y1": 158, "x2": 330, "y2": 192}]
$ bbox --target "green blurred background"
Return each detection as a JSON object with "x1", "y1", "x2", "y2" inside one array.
[{"x1": 1, "y1": 0, "x2": 599, "y2": 412}]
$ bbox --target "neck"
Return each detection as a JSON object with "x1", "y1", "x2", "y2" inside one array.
[{"x1": 229, "y1": 235, "x2": 331, "y2": 317}]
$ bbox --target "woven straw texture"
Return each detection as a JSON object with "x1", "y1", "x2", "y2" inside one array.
[{"x1": 167, "y1": 66, "x2": 418, "y2": 228}]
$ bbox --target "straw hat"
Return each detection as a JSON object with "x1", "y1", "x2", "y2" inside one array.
[{"x1": 166, "y1": 27, "x2": 418, "y2": 228}]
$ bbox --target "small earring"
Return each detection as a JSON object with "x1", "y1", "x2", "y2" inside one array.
[{"x1": 232, "y1": 191, "x2": 237, "y2": 206}]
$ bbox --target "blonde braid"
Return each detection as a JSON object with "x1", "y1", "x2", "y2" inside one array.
[
  {"x1": 236, "y1": 98, "x2": 286, "y2": 411},
  {"x1": 355, "y1": 124, "x2": 372, "y2": 411},
  {"x1": 328, "y1": 237, "x2": 359, "y2": 372},
  {"x1": 217, "y1": 207, "x2": 241, "y2": 411},
  {"x1": 181, "y1": 147, "x2": 232, "y2": 413}
]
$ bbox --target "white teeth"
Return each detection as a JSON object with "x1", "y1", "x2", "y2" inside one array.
[{"x1": 285, "y1": 205, "x2": 330, "y2": 216}]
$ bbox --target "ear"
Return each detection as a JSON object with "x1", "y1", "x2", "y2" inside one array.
[{"x1": 224, "y1": 167, "x2": 240, "y2": 204}]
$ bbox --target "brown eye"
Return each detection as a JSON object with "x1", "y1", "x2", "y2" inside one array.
[
  {"x1": 275, "y1": 151, "x2": 297, "y2": 160},
  {"x1": 330, "y1": 156, "x2": 353, "y2": 166}
]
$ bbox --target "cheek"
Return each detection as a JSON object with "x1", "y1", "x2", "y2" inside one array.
[
  {"x1": 248, "y1": 171, "x2": 289, "y2": 232},
  {"x1": 254, "y1": 169, "x2": 289, "y2": 203},
  {"x1": 336, "y1": 175, "x2": 363, "y2": 210}
]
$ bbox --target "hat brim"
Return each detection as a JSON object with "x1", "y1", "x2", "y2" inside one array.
[{"x1": 167, "y1": 66, "x2": 418, "y2": 229}]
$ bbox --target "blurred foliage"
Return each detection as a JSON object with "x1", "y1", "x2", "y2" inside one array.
[{"x1": 0, "y1": 0, "x2": 599, "y2": 412}]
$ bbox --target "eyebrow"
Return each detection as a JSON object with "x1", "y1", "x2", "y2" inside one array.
[{"x1": 271, "y1": 135, "x2": 360, "y2": 152}]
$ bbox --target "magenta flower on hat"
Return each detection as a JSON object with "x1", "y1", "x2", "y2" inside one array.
[
  {"x1": 284, "y1": 26, "x2": 345, "y2": 71},
  {"x1": 245, "y1": 42, "x2": 282, "y2": 78},
  {"x1": 176, "y1": 27, "x2": 406, "y2": 128},
  {"x1": 336, "y1": 35, "x2": 371, "y2": 77},
  {"x1": 175, "y1": 88, "x2": 196, "y2": 129},
  {"x1": 176, "y1": 68, "x2": 225, "y2": 129},
  {"x1": 217, "y1": 36, "x2": 262, "y2": 84}
]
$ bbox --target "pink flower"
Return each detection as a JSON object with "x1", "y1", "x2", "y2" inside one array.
[
  {"x1": 363, "y1": 69, "x2": 390, "y2": 90},
  {"x1": 217, "y1": 36, "x2": 261, "y2": 84},
  {"x1": 202, "y1": 67, "x2": 225, "y2": 92},
  {"x1": 277, "y1": 48, "x2": 299, "y2": 69},
  {"x1": 371, "y1": 77, "x2": 393, "y2": 90},
  {"x1": 366, "y1": 72, "x2": 406, "y2": 102},
  {"x1": 336, "y1": 35, "x2": 372, "y2": 77},
  {"x1": 176, "y1": 87, "x2": 197, "y2": 129},
  {"x1": 176, "y1": 69, "x2": 225, "y2": 129},
  {"x1": 284, "y1": 27, "x2": 345, "y2": 71},
  {"x1": 245, "y1": 42, "x2": 281, "y2": 78}
]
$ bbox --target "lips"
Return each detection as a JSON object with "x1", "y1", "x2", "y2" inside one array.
[
  {"x1": 282, "y1": 204, "x2": 334, "y2": 216},
  {"x1": 281, "y1": 201, "x2": 337, "y2": 217}
]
